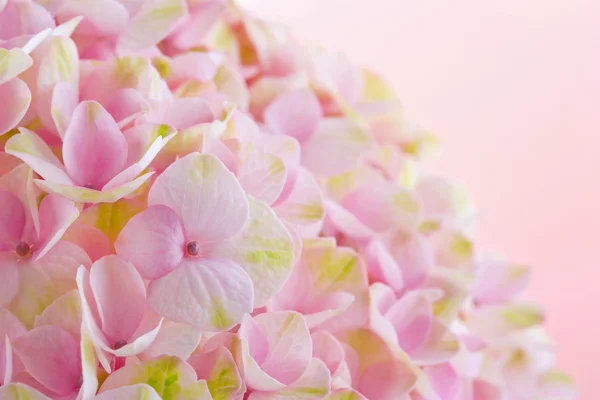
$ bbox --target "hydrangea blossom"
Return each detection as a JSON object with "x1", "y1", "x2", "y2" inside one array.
[{"x1": 0, "y1": 1, "x2": 575, "y2": 399}]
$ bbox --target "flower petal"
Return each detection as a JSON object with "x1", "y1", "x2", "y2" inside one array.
[
  {"x1": 115, "y1": 205, "x2": 185, "y2": 280},
  {"x1": 301, "y1": 118, "x2": 371, "y2": 177},
  {"x1": 33, "y1": 289, "x2": 81, "y2": 340},
  {"x1": 0, "y1": 257, "x2": 19, "y2": 306},
  {"x1": 213, "y1": 197, "x2": 294, "y2": 307},
  {"x1": 117, "y1": 0, "x2": 188, "y2": 52},
  {"x1": 34, "y1": 172, "x2": 153, "y2": 204},
  {"x1": 148, "y1": 153, "x2": 249, "y2": 242},
  {"x1": 264, "y1": 88, "x2": 322, "y2": 142},
  {"x1": 103, "y1": 124, "x2": 176, "y2": 191},
  {"x1": 0, "y1": 2, "x2": 55, "y2": 40},
  {"x1": 62, "y1": 101, "x2": 127, "y2": 189},
  {"x1": 273, "y1": 168, "x2": 324, "y2": 227},
  {"x1": 35, "y1": 36, "x2": 79, "y2": 132},
  {"x1": 34, "y1": 193, "x2": 79, "y2": 261},
  {"x1": 5, "y1": 128, "x2": 72, "y2": 185},
  {"x1": 89, "y1": 255, "x2": 146, "y2": 344},
  {"x1": 473, "y1": 259, "x2": 531, "y2": 305},
  {"x1": 0, "y1": 78, "x2": 31, "y2": 136},
  {"x1": 12, "y1": 326, "x2": 81, "y2": 395},
  {"x1": 0, "y1": 189, "x2": 25, "y2": 250},
  {"x1": 251, "y1": 311, "x2": 312, "y2": 386},
  {"x1": 324, "y1": 389, "x2": 367, "y2": 400},
  {"x1": 237, "y1": 147, "x2": 286, "y2": 205},
  {"x1": 99, "y1": 355, "x2": 198, "y2": 397},
  {"x1": 189, "y1": 346, "x2": 244, "y2": 400},
  {"x1": 147, "y1": 258, "x2": 254, "y2": 330},
  {"x1": 50, "y1": 82, "x2": 77, "y2": 139},
  {"x1": 0, "y1": 48, "x2": 32, "y2": 85},
  {"x1": 8, "y1": 241, "x2": 91, "y2": 329},
  {"x1": 141, "y1": 320, "x2": 201, "y2": 361},
  {"x1": 384, "y1": 291, "x2": 432, "y2": 353},
  {"x1": 56, "y1": 0, "x2": 129, "y2": 37},
  {"x1": 0, "y1": 383, "x2": 52, "y2": 400},
  {"x1": 94, "y1": 384, "x2": 162, "y2": 400},
  {"x1": 337, "y1": 329, "x2": 418, "y2": 400}
]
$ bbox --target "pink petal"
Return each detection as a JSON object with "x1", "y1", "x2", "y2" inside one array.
[
  {"x1": 301, "y1": 118, "x2": 371, "y2": 177},
  {"x1": 12, "y1": 326, "x2": 81, "y2": 395},
  {"x1": 0, "y1": 152, "x2": 21, "y2": 177},
  {"x1": 264, "y1": 88, "x2": 322, "y2": 142},
  {"x1": 117, "y1": 0, "x2": 188, "y2": 52},
  {"x1": 0, "y1": 2, "x2": 55, "y2": 40},
  {"x1": 56, "y1": 0, "x2": 129, "y2": 37},
  {"x1": 311, "y1": 331, "x2": 345, "y2": 377},
  {"x1": 148, "y1": 153, "x2": 249, "y2": 242},
  {"x1": 62, "y1": 101, "x2": 127, "y2": 189},
  {"x1": 0, "y1": 189, "x2": 25, "y2": 250},
  {"x1": 34, "y1": 193, "x2": 79, "y2": 260},
  {"x1": 148, "y1": 97, "x2": 214, "y2": 129},
  {"x1": 94, "y1": 384, "x2": 162, "y2": 400},
  {"x1": 98, "y1": 356, "x2": 198, "y2": 395},
  {"x1": 0, "y1": 78, "x2": 31, "y2": 135},
  {"x1": 410, "y1": 319, "x2": 459, "y2": 365},
  {"x1": 8, "y1": 241, "x2": 91, "y2": 329},
  {"x1": 380, "y1": 229, "x2": 434, "y2": 289},
  {"x1": 0, "y1": 257, "x2": 19, "y2": 305},
  {"x1": 103, "y1": 88, "x2": 150, "y2": 127},
  {"x1": 189, "y1": 346, "x2": 244, "y2": 400},
  {"x1": 170, "y1": 51, "x2": 219, "y2": 83},
  {"x1": 341, "y1": 181, "x2": 420, "y2": 233},
  {"x1": 147, "y1": 258, "x2": 254, "y2": 330},
  {"x1": 50, "y1": 82, "x2": 77, "y2": 139},
  {"x1": 0, "y1": 164, "x2": 39, "y2": 246},
  {"x1": 237, "y1": 149, "x2": 287, "y2": 206},
  {"x1": 273, "y1": 167, "x2": 325, "y2": 226},
  {"x1": 366, "y1": 239, "x2": 403, "y2": 292},
  {"x1": 115, "y1": 205, "x2": 185, "y2": 280},
  {"x1": 89, "y1": 255, "x2": 146, "y2": 344},
  {"x1": 212, "y1": 197, "x2": 294, "y2": 307},
  {"x1": 338, "y1": 329, "x2": 418, "y2": 400},
  {"x1": 325, "y1": 389, "x2": 367, "y2": 400},
  {"x1": 414, "y1": 176, "x2": 474, "y2": 221},
  {"x1": 5, "y1": 128, "x2": 72, "y2": 185},
  {"x1": 35, "y1": 172, "x2": 153, "y2": 204},
  {"x1": 101, "y1": 317, "x2": 163, "y2": 358},
  {"x1": 62, "y1": 223, "x2": 112, "y2": 262},
  {"x1": 425, "y1": 364, "x2": 459, "y2": 400},
  {"x1": 168, "y1": 1, "x2": 225, "y2": 50},
  {"x1": 33, "y1": 290, "x2": 81, "y2": 341},
  {"x1": 249, "y1": 358, "x2": 331, "y2": 400},
  {"x1": 0, "y1": 48, "x2": 32, "y2": 85},
  {"x1": 324, "y1": 200, "x2": 374, "y2": 239},
  {"x1": 0, "y1": 383, "x2": 52, "y2": 400},
  {"x1": 35, "y1": 36, "x2": 79, "y2": 133},
  {"x1": 473, "y1": 259, "x2": 531, "y2": 305},
  {"x1": 141, "y1": 320, "x2": 201, "y2": 361},
  {"x1": 384, "y1": 291, "x2": 433, "y2": 353},
  {"x1": 253, "y1": 311, "x2": 312, "y2": 386}
]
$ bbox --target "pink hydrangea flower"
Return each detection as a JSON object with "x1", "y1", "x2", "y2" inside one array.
[{"x1": 0, "y1": 1, "x2": 575, "y2": 399}]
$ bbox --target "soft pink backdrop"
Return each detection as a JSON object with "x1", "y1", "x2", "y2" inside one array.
[{"x1": 243, "y1": 1, "x2": 599, "y2": 398}]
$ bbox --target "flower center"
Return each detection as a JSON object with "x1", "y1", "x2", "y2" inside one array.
[
  {"x1": 15, "y1": 242, "x2": 31, "y2": 258},
  {"x1": 113, "y1": 340, "x2": 127, "y2": 350},
  {"x1": 186, "y1": 241, "x2": 200, "y2": 257}
]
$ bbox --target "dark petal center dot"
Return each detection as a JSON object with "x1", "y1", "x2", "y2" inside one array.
[
  {"x1": 15, "y1": 242, "x2": 31, "y2": 257},
  {"x1": 113, "y1": 340, "x2": 127, "y2": 350},
  {"x1": 186, "y1": 241, "x2": 200, "y2": 256}
]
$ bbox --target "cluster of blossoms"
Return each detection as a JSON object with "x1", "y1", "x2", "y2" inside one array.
[{"x1": 0, "y1": 1, "x2": 575, "y2": 399}]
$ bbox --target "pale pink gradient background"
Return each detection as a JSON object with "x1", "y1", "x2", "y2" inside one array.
[{"x1": 244, "y1": 1, "x2": 599, "y2": 398}]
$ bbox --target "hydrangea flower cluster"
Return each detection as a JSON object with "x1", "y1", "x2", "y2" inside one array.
[{"x1": 0, "y1": 1, "x2": 575, "y2": 399}]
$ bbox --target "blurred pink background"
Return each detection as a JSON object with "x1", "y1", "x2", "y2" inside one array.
[{"x1": 244, "y1": 1, "x2": 599, "y2": 398}]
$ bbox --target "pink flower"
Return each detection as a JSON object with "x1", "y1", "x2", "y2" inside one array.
[
  {"x1": 115, "y1": 153, "x2": 294, "y2": 329},
  {"x1": 5, "y1": 100, "x2": 176, "y2": 203}
]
